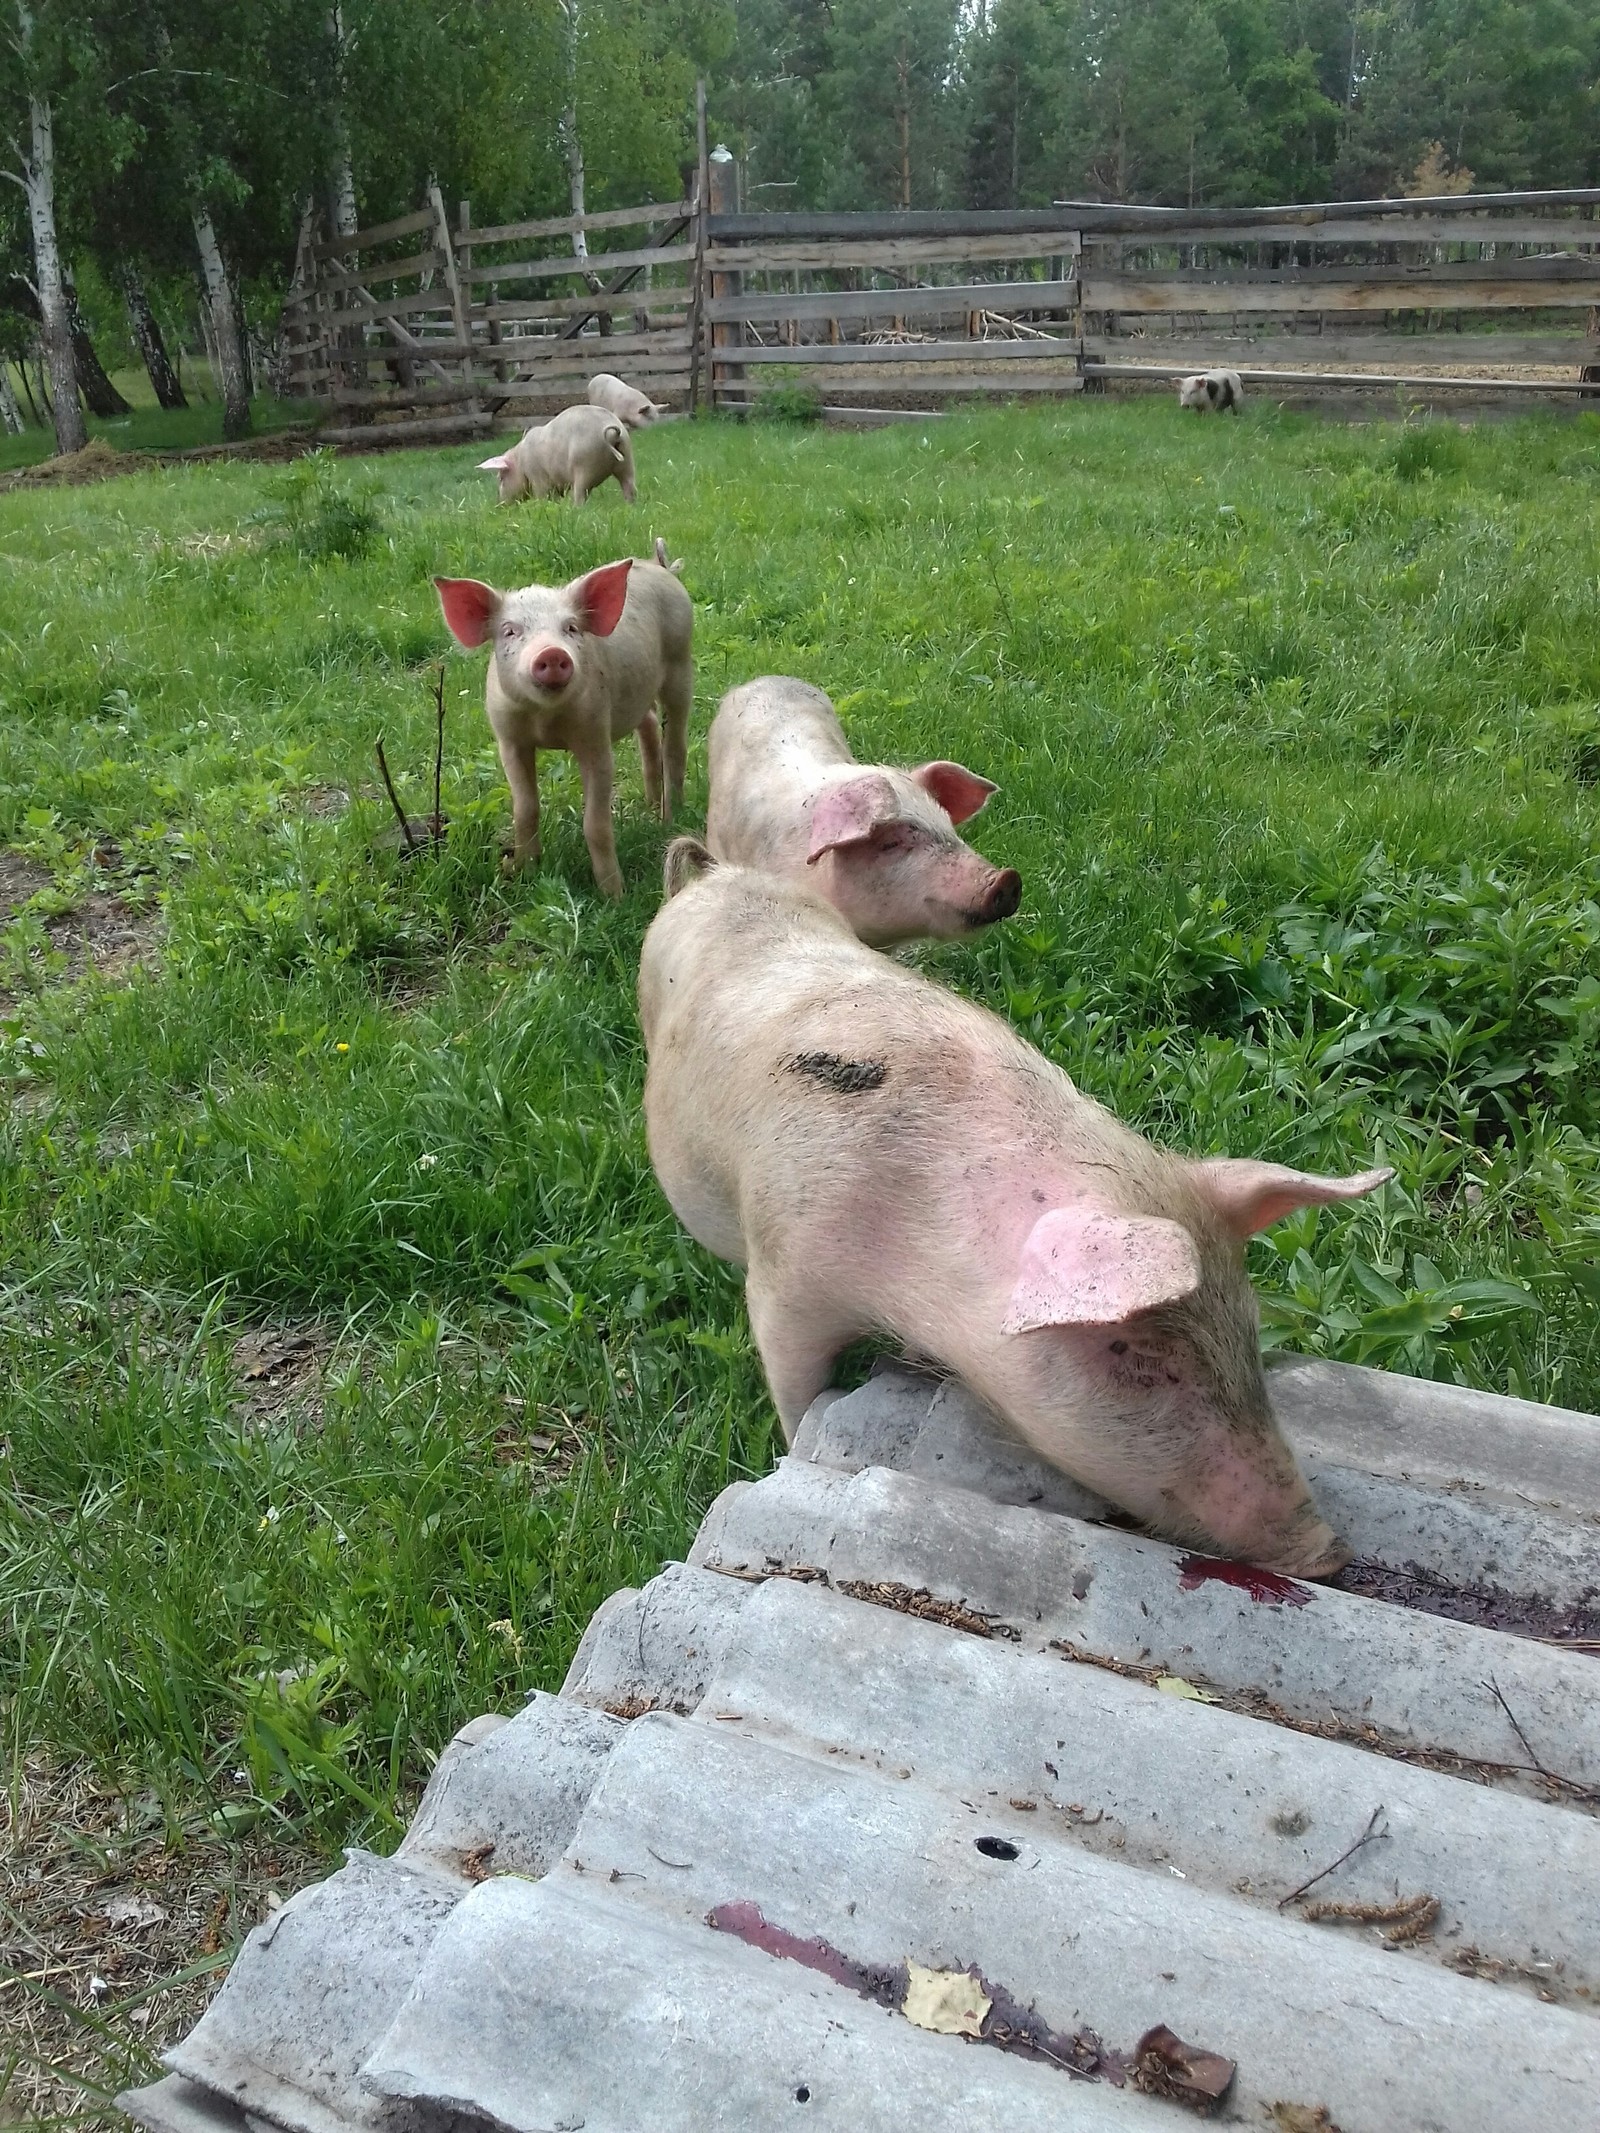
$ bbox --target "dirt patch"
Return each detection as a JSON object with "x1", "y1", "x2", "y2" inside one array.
[
  {"x1": 230, "y1": 1326, "x2": 333, "y2": 1430},
  {"x1": 0, "y1": 1758, "x2": 324, "y2": 2129},
  {"x1": 1330, "y1": 1559, "x2": 1600, "y2": 1650},
  {"x1": 290, "y1": 783, "x2": 351, "y2": 820},
  {"x1": 0, "y1": 855, "x2": 162, "y2": 1011},
  {"x1": 0, "y1": 429, "x2": 322, "y2": 495}
]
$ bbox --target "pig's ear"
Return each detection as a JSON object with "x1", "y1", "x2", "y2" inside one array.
[
  {"x1": 806, "y1": 774, "x2": 901, "y2": 862},
  {"x1": 433, "y1": 576, "x2": 501, "y2": 648},
  {"x1": 1003, "y1": 1205, "x2": 1202, "y2": 1333},
  {"x1": 1195, "y1": 1158, "x2": 1393, "y2": 1239},
  {"x1": 575, "y1": 557, "x2": 633, "y2": 637},
  {"x1": 908, "y1": 760, "x2": 998, "y2": 825},
  {"x1": 477, "y1": 453, "x2": 512, "y2": 472}
]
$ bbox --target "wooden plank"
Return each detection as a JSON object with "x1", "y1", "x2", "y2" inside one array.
[
  {"x1": 1082, "y1": 267, "x2": 1600, "y2": 314},
  {"x1": 321, "y1": 411, "x2": 497, "y2": 446},
  {"x1": 463, "y1": 241, "x2": 693, "y2": 286},
  {"x1": 1085, "y1": 360, "x2": 1600, "y2": 393},
  {"x1": 704, "y1": 232, "x2": 1082, "y2": 273},
  {"x1": 332, "y1": 286, "x2": 466, "y2": 327},
  {"x1": 313, "y1": 207, "x2": 435, "y2": 259},
  {"x1": 725, "y1": 337, "x2": 1081, "y2": 365},
  {"x1": 316, "y1": 250, "x2": 439, "y2": 297},
  {"x1": 466, "y1": 201, "x2": 690, "y2": 246},
  {"x1": 706, "y1": 280, "x2": 1080, "y2": 326},
  {"x1": 466, "y1": 329, "x2": 692, "y2": 360},
  {"x1": 1101, "y1": 217, "x2": 1600, "y2": 251},
  {"x1": 330, "y1": 372, "x2": 690, "y2": 409},
  {"x1": 1084, "y1": 332, "x2": 1596, "y2": 367},
  {"x1": 482, "y1": 288, "x2": 695, "y2": 323},
  {"x1": 722, "y1": 372, "x2": 1085, "y2": 397}
]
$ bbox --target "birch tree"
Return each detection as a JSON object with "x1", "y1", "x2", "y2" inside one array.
[{"x1": 4, "y1": 0, "x2": 85, "y2": 452}]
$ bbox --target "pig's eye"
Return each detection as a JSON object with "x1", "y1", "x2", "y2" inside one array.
[
  {"x1": 563, "y1": 619, "x2": 581, "y2": 637},
  {"x1": 499, "y1": 622, "x2": 518, "y2": 640}
]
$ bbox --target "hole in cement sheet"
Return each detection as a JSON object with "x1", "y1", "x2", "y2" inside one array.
[{"x1": 974, "y1": 1835, "x2": 1020, "y2": 1861}]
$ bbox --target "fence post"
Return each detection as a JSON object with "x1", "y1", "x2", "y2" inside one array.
[
  {"x1": 708, "y1": 144, "x2": 741, "y2": 407},
  {"x1": 689, "y1": 77, "x2": 709, "y2": 415},
  {"x1": 428, "y1": 178, "x2": 479, "y2": 422}
]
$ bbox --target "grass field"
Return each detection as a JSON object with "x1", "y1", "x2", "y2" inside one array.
[{"x1": 3, "y1": 399, "x2": 1599, "y2": 2114}]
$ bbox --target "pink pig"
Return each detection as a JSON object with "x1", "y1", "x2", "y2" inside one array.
[
  {"x1": 435, "y1": 545, "x2": 692, "y2": 896},
  {"x1": 640, "y1": 848, "x2": 1391, "y2": 1576},
  {"x1": 705, "y1": 677, "x2": 1021, "y2": 945}
]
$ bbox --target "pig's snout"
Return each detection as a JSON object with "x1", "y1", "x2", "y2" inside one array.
[
  {"x1": 979, "y1": 868, "x2": 1022, "y2": 923},
  {"x1": 530, "y1": 644, "x2": 574, "y2": 691}
]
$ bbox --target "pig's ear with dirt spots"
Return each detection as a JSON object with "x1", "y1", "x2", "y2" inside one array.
[
  {"x1": 908, "y1": 760, "x2": 998, "y2": 825},
  {"x1": 1003, "y1": 1205, "x2": 1202, "y2": 1332},
  {"x1": 575, "y1": 558, "x2": 633, "y2": 637},
  {"x1": 1195, "y1": 1159, "x2": 1393, "y2": 1239},
  {"x1": 806, "y1": 774, "x2": 901, "y2": 861},
  {"x1": 434, "y1": 577, "x2": 501, "y2": 648}
]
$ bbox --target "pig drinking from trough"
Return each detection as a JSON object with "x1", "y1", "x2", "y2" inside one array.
[
  {"x1": 1178, "y1": 369, "x2": 1244, "y2": 415},
  {"x1": 705, "y1": 677, "x2": 1022, "y2": 945},
  {"x1": 479, "y1": 404, "x2": 636, "y2": 504},
  {"x1": 435, "y1": 545, "x2": 692, "y2": 896},
  {"x1": 588, "y1": 372, "x2": 665, "y2": 429},
  {"x1": 641, "y1": 848, "x2": 1389, "y2": 1575}
]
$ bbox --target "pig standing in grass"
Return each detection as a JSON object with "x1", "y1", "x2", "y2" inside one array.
[
  {"x1": 641, "y1": 848, "x2": 1389, "y2": 1574},
  {"x1": 588, "y1": 373, "x2": 665, "y2": 429},
  {"x1": 706, "y1": 677, "x2": 1021, "y2": 945},
  {"x1": 1178, "y1": 369, "x2": 1244, "y2": 414},
  {"x1": 479, "y1": 404, "x2": 636, "y2": 505},
  {"x1": 435, "y1": 543, "x2": 692, "y2": 896}
]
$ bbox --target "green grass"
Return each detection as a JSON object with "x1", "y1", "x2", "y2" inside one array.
[
  {"x1": 2, "y1": 400, "x2": 1599, "y2": 1860},
  {"x1": 0, "y1": 377, "x2": 319, "y2": 473}
]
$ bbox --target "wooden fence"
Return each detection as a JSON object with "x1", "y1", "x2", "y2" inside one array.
[{"x1": 282, "y1": 182, "x2": 1600, "y2": 443}]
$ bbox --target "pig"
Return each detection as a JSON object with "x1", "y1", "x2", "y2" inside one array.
[
  {"x1": 704, "y1": 677, "x2": 1021, "y2": 945},
  {"x1": 588, "y1": 372, "x2": 666, "y2": 429},
  {"x1": 1178, "y1": 369, "x2": 1244, "y2": 414},
  {"x1": 640, "y1": 848, "x2": 1391, "y2": 1576},
  {"x1": 434, "y1": 547, "x2": 692, "y2": 896},
  {"x1": 478, "y1": 403, "x2": 636, "y2": 505}
]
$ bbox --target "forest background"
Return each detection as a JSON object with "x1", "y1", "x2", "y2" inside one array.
[{"x1": 3, "y1": 0, "x2": 1600, "y2": 452}]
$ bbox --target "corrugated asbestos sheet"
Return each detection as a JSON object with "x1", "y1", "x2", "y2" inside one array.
[{"x1": 120, "y1": 1355, "x2": 1600, "y2": 2133}]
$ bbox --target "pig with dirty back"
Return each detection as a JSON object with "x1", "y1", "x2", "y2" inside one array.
[
  {"x1": 705, "y1": 677, "x2": 1021, "y2": 945},
  {"x1": 588, "y1": 372, "x2": 665, "y2": 430},
  {"x1": 434, "y1": 540, "x2": 691, "y2": 896},
  {"x1": 480, "y1": 403, "x2": 636, "y2": 505},
  {"x1": 640, "y1": 848, "x2": 1390, "y2": 1575}
]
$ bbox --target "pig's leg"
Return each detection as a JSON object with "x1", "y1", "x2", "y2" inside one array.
[
  {"x1": 618, "y1": 463, "x2": 637, "y2": 504},
  {"x1": 573, "y1": 737, "x2": 624, "y2": 898},
  {"x1": 495, "y1": 729, "x2": 541, "y2": 868},
  {"x1": 571, "y1": 474, "x2": 589, "y2": 506},
  {"x1": 637, "y1": 711, "x2": 665, "y2": 818},
  {"x1": 658, "y1": 658, "x2": 692, "y2": 820},
  {"x1": 745, "y1": 1269, "x2": 850, "y2": 1442}
]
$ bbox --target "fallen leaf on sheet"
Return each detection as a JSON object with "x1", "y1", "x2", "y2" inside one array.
[
  {"x1": 1156, "y1": 1675, "x2": 1220, "y2": 1703},
  {"x1": 1269, "y1": 2107, "x2": 1342, "y2": 2133},
  {"x1": 902, "y1": 1961, "x2": 992, "y2": 2037},
  {"x1": 1130, "y1": 2023, "x2": 1235, "y2": 2108}
]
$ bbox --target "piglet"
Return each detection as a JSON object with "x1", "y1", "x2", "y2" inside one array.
[
  {"x1": 1178, "y1": 369, "x2": 1244, "y2": 415},
  {"x1": 588, "y1": 372, "x2": 665, "y2": 429},
  {"x1": 705, "y1": 677, "x2": 1020, "y2": 945},
  {"x1": 640, "y1": 849, "x2": 1390, "y2": 1575},
  {"x1": 479, "y1": 403, "x2": 636, "y2": 505},
  {"x1": 434, "y1": 549, "x2": 692, "y2": 896}
]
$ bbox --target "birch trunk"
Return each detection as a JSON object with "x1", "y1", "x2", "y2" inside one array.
[
  {"x1": 326, "y1": 6, "x2": 358, "y2": 238},
  {"x1": 65, "y1": 270, "x2": 132, "y2": 416},
  {"x1": 191, "y1": 204, "x2": 251, "y2": 438},
  {"x1": 0, "y1": 364, "x2": 22, "y2": 433},
  {"x1": 557, "y1": 0, "x2": 602, "y2": 292},
  {"x1": 121, "y1": 264, "x2": 187, "y2": 408},
  {"x1": 11, "y1": 11, "x2": 86, "y2": 455}
]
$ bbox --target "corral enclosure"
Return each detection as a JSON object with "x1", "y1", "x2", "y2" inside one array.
[{"x1": 284, "y1": 165, "x2": 1600, "y2": 435}]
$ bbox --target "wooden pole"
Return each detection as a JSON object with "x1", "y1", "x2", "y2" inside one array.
[
  {"x1": 689, "y1": 77, "x2": 709, "y2": 415},
  {"x1": 429, "y1": 179, "x2": 478, "y2": 417}
]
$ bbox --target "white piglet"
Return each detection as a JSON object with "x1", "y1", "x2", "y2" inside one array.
[
  {"x1": 1178, "y1": 369, "x2": 1244, "y2": 414},
  {"x1": 706, "y1": 676, "x2": 1020, "y2": 944},
  {"x1": 434, "y1": 547, "x2": 692, "y2": 896},
  {"x1": 641, "y1": 848, "x2": 1392, "y2": 1576},
  {"x1": 479, "y1": 403, "x2": 636, "y2": 505},
  {"x1": 588, "y1": 372, "x2": 665, "y2": 429}
]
